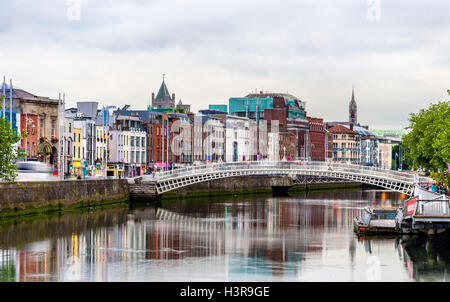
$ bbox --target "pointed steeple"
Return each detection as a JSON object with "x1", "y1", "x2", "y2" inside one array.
[
  {"x1": 155, "y1": 75, "x2": 170, "y2": 101},
  {"x1": 152, "y1": 74, "x2": 175, "y2": 108},
  {"x1": 349, "y1": 87, "x2": 357, "y2": 124}
]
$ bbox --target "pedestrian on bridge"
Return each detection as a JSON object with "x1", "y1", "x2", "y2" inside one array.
[{"x1": 431, "y1": 184, "x2": 437, "y2": 193}]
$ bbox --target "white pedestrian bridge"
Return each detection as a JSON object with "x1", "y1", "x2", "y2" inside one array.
[{"x1": 142, "y1": 161, "x2": 421, "y2": 196}]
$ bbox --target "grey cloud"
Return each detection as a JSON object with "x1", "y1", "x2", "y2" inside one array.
[{"x1": 0, "y1": 0, "x2": 449, "y2": 128}]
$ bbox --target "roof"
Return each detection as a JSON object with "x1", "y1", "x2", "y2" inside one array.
[
  {"x1": 198, "y1": 109, "x2": 228, "y2": 115},
  {"x1": 77, "y1": 102, "x2": 99, "y2": 119},
  {"x1": 1, "y1": 86, "x2": 60, "y2": 104},
  {"x1": 245, "y1": 92, "x2": 302, "y2": 102},
  {"x1": 352, "y1": 125, "x2": 376, "y2": 137},
  {"x1": 155, "y1": 80, "x2": 170, "y2": 101},
  {"x1": 113, "y1": 108, "x2": 164, "y2": 123},
  {"x1": 328, "y1": 125, "x2": 357, "y2": 134},
  {"x1": 327, "y1": 121, "x2": 376, "y2": 137},
  {"x1": 116, "y1": 115, "x2": 140, "y2": 121}
]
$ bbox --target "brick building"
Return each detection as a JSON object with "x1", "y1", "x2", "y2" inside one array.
[
  {"x1": 307, "y1": 117, "x2": 326, "y2": 161},
  {"x1": 5, "y1": 88, "x2": 60, "y2": 165}
]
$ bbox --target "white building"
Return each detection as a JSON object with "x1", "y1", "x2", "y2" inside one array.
[
  {"x1": 95, "y1": 124, "x2": 108, "y2": 176},
  {"x1": 225, "y1": 115, "x2": 251, "y2": 162},
  {"x1": 377, "y1": 135, "x2": 401, "y2": 170},
  {"x1": 109, "y1": 129, "x2": 125, "y2": 163},
  {"x1": 73, "y1": 117, "x2": 96, "y2": 176},
  {"x1": 61, "y1": 111, "x2": 74, "y2": 176},
  {"x1": 193, "y1": 113, "x2": 225, "y2": 163},
  {"x1": 112, "y1": 115, "x2": 146, "y2": 177}
]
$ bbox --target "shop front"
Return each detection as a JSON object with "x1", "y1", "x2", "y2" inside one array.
[
  {"x1": 124, "y1": 163, "x2": 147, "y2": 177},
  {"x1": 73, "y1": 160, "x2": 82, "y2": 177},
  {"x1": 107, "y1": 163, "x2": 125, "y2": 178}
]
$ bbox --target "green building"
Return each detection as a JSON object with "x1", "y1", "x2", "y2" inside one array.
[
  {"x1": 209, "y1": 104, "x2": 228, "y2": 112},
  {"x1": 228, "y1": 92, "x2": 306, "y2": 122}
]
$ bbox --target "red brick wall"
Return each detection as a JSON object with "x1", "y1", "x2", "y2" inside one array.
[
  {"x1": 20, "y1": 114, "x2": 38, "y2": 157},
  {"x1": 264, "y1": 108, "x2": 288, "y2": 131},
  {"x1": 308, "y1": 117, "x2": 325, "y2": 161}
]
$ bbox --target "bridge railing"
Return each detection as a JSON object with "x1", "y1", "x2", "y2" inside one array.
[{"x1": 151, "y1": 161, "x2": 416, "y2": 183}]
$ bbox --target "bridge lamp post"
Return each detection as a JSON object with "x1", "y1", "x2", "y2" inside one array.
[
  {"x1": 395, "y1": 153, "x2": 399, "y2": 171},
  {"x1": 399, "y1": 145, "x2": 403, "y2": 171}
]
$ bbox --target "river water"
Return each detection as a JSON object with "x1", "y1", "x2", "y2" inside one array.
[{"x1": 1, "y1": 190, "x2": 450, "y2": 282}]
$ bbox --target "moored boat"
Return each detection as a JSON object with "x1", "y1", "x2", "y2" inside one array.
[{"x1": 353, "y1": 207, "x2": 400, "y2": 235}]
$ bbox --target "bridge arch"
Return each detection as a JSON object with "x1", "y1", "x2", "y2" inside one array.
[{"x1": 145, "y1": 161, "x2": 417, "y2": 196}]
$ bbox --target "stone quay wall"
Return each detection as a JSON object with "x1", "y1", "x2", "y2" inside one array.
[
  {"x1": 166, "y1": 176, "x2": 293, "y2": 197},
  {"x1": 0, "y1": 179, "x2": 129, "y2": 217},
  {"x1": 160, "y1": 175, "x2": 361, "y2": 198}
]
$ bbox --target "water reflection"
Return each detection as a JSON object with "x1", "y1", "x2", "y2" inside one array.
[
  {"x1": 0, "y1": 190, "x2": 448, "y2": 282},
  {"x1": 399, "y1": 235, "x2": 450, "y2": 281}
]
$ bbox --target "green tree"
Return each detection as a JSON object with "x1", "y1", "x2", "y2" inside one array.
[
  {"x1": 0, "y1": 95, "x2": 22, "y2": 182},
  {"x1": 402, "y1": 92, "x2": 450, "y2": 175},
  {"x1": 168, "y1": 107, "x2": 187, "y2": 114}
]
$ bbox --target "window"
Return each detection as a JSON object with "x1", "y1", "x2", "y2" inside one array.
[
  {"x1": 39, "y1": 118, "x2": 45, "y2": 136},
  {"x1": 51, "y1": 119, "x2": 56, "y2": 136}
]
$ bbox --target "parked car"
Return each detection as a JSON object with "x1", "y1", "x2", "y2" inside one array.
[{"x1": 15, "y1": 161, "x2": 59, "y2": 182}]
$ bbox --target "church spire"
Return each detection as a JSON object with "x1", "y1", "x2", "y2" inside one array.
[
  {"x1": 349, "y1": 87, "x2": 357, "y2": 124},
  {"x1": 151, "y1": 74, "x2": 176, "y2": 109}
]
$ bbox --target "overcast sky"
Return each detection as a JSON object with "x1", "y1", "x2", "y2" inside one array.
[{"x1": 0, "y1": 0, "x2": 449, "y2": 129}]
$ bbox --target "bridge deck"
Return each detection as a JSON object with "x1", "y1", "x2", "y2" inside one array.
[{"x1": 145, "y1": 161, "x2": 417, "y2": 195}]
